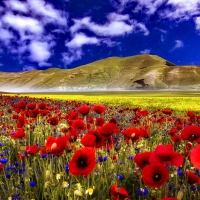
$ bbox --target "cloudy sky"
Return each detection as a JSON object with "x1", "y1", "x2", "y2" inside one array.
[{"x1": 0, "y1": 0, "x2": 200, "y2": 72}]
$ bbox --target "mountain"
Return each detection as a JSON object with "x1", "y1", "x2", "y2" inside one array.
[{"x1": 1, "y1": 54, "x2": 200, "y2": 92}]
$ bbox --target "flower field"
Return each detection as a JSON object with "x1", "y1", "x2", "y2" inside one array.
[{"x1": 1, "y1": 93, "x2": 200, "y2": 200}]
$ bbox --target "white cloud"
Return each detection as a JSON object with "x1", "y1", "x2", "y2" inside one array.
[
  {"x1": 23, "y1": 66, "x2": 37, "y2": 71},
  {"x1": 171, "y1": 40, "x2": 184, "y2": 51},
  {"x1": 62, "y1": 49, "x2": 83, "y2": 65},
  {"x1": 4, "y1": 0, "x2": 28, "y2": 13},
  {"x1": 2, "y1": 12, "x2": 44, "y2": 34},
  {"x1": 70, "y1": 14, "x2": 149, "y2": 37},
  {"x1": 140, "y1": 49, "x2": 151, "y2": 54},
  {"x1": 66, "y1": 33, "x2": 99, "y2": 48},
  {"x1": 27, "y1": 0, "x2": 67, "y2": 26},
  {"x1": 29, "y1": 41, "x2": 51, "y2": 62},
  {"x1": 195, "y1": 17, "x2": 200, "y2": 31},
  {"x1": 0, "y1": 28, "x2": 13, "y2": 40}
]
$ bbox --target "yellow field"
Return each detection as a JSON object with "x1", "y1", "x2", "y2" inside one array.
[{"x1": 10, "y1": 91, "x2": 200, "y2": 112}]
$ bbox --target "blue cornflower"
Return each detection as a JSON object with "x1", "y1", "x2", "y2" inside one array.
[
  {"x1": 138, "y1": 188, "x2": 148, "y2": 196},
  {"x1": 117, "y1": 174, "x2": 124, "y2": 181},
  {"x1": 29, "y1": 181, "x2": 37, "y2": 187},
  {"x1": 0, "y1": 158, "x2": 8, "y2": 164}
]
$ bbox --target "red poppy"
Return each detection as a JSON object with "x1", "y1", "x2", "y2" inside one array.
[
  {"x1": 181, "y1": 125, "x2": 200, "y2": 143},
  {"x1": 140, "y1": 128, "x2": 150, "y2": 138},
  {"x1": 12, "y1": 129, "x2": 25, "y2": 139},
  {"x1": 110, "y1": 184, "x2": 130, "y2": 200},
  {"x1": 72, "y1": 119, "x2": 85, "y2": 130},
  {"x1": 137, "y1": 110, "x2": 149, "y2": 117},
  {"x1": 69, "y1": 147, "x2": 96, "y2": 176},
  {"x1": 92, "y1": 104, "x2": 106, "y2": 114},
  {"x1": 27, "y1": 103, "x2": 36, "y2": 110},
  {"x1": 185, "y1": 171, "x2": 200, "y2": 184},
  {"x1": 95, "y1": 118, "x2": 105, "y2": 126},
  {"x1": 162, "y1": 109, "x2": 173, "y2": 115},
  {"x1": 123, "y1": 128, "x2": 140, "y2": 143},
  {"x1": 81, "y1": 130, "x2": 105, "y2": 148},
  {"x1": 38, "y1": 103, "x2": 46, "y2": 110},
  {"x1": 134, "y1": 152, "x2": 152, "y2": 169},
  {"x1": 78, "y1": 105, "x2": 90, "y2": 115},
  {"x1": 172, "y1": 135, "x2": 182, "y2": 143},
  {"x1": 47, "y1": 117, "x2": 59, "y2": 126},
  {"x1": 98, "y1": 123, "x2": 116, "y2": 137},
  {"x1": 45, "y1": 136, "x2": 69, "y2": 156},
  {"x1": 142, "y1": 163, "x2": 169, "y2": 188},
  {"x1": 26, "y1": 145, "x2": 39, "y2": 155},
  {"x1": 17, "y1": 101, "x2": 27, "y2": 109},
  {"x1": 190, "y1": 144, "x2": 200, "y2": 169},
  {"x1": 0, "y1": 163, "x2": 4, "y2": 171},
  {"x1": 161, "y1": 198, "x2": 178, "y2": 200},
  {"x1": 168, "y1": 128, "x2": 178, "y2": 137},
  {"x1": 109, "y1": 118, "x2": 118, "y2": 124},
  {"x1": 149, "y1": 144, "x2": 183, "y2": 167}
]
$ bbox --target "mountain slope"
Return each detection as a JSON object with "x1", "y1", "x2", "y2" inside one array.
[{"x1": 0, "y1": 54, "x2": 200, "y2": 92}]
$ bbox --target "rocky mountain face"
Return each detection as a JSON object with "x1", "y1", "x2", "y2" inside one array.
[{"x1": 1, "y1": 54, "x2": 200, "y2": 92}]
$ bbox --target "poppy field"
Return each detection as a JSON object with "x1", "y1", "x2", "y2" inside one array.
[{"x1": 1, "y1": 93, "x2": 200, "y2": 200}]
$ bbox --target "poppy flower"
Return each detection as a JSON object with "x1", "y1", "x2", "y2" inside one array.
[
  {"x1": 110, "y1": 184, "x2": 130, "y2": 200},
  {"x1": 69, "y1": 147, "x2": 96, "y2": 176},
  {"x1": 134, "y1": 152, "x2": 152, "y2": 169},
  {"x1": 45, "y1": 136, "x2": 69, "y2": 156},
  {"x1": 92, "y1": 104, "x2": 106, "y2": 114},
  {"x1": 185, "y1": 171, "x2": 200, "y2": 184},
  {"x1": 172, "y1": 135, "x2": 182, "y2": 143},
  {"x1": 95, "y1": 118, "x2": 105, "y2": 126},
  {"x1": 78, "y1": 105, "x2": 90, "y2": 115},
  {"x1": 161, "y1": 198, "x2": 178, "y2": 200},
  {"x1": 81, "y1": 130, "x2": 105, "y2": 148},
  {"x1": 149, "y1": 144, "x2": 183, "y2": 167},
  {"x1": 162, "y1": 109, "x2": 173, "y2": 115},
  {"x1": 123, "y1": 128, "x2": 140, "y2": 143},
  {"x1": 98, "y1": 123, "x2": 116, "y2": 137},
  {"x1": 190, "y1": 144, "x2": 200, "y2": 169},
  {"x1": 181, "y1": 125, "x2": 200, "y2": 143},
  {"x1": 17, "y1": 101, "x2": 27, "y2": 109},
  {"x1": 11, "y1": 129, "x2": 25, "y2": 140},
  {"x1": 26, "y1": 145, "x2": 39, "y2": 155},
  {"x1": 142, "y1": 163, "x2": 169, "y2": 188},
  {"x1": 38, "y1": 103, "x2": 46, "y2": 110},
  {"x1": 27, "y1": 103, "x2": 36, "y2": 110},
  {"x1": 47, "y1": 117, "x2": 59, "y2": 126},
  {"x1": 137, "y1": 110, "x2": 149, "y2": 117},
  {"x1": 72, "y1": 119, "x2": 85, "y2": 130},
  {"x1": 168, "y1": 128, "x2": 178, "y2": 137}
]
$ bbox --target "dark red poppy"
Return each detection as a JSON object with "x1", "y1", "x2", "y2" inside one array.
[
  {"x1": 17, "y1": 101, "x2": 27, "y2": 109},
  {"x1": 26, "y1": 145, "x2": 39, "y2": 155},
  {"x1": 47, "y1": 117, "x2": 59, "y2": 126},
  {"x1": 168, "y1": 128, "x2": 178, "y2": 137},
  {"x1": 149, "y1": 144, "x2": 183, "y2": 167},
  {"x1": 27, "y1": 103, "x2": 36, "y2": 110},
  {"x1": 185, "y1": 171, "x2": 200, "y2": 184},
  {"x1": 72, "y1": 119, "x2": 85, "y2": 130},
  {"x1": 134, "y1": 152, "x2": 152, "y2": 169},
  {"x1": 0, "y1": 163, "x2": 4, "y2": 171},
  {"x1": 78, "y1": 105, "x2": 90, "y2": 115},
  {"x1": 161, "y1": 198, "x2": 178, "y2": 200},
  {"x1": 95, "y1": 118, "x2": 105, "y2": 126},
  {"x1": 92, "y1": 104, "x2": 106, "y2": 114},
  {"x1": 181, "y1": 125, "x2": 200, "y2": 143},
  {"x1": 98, "y1": 123, "x2": 116, "y2": 137},
  {"x1": 137, "y1": 110, "x2": 149, "y2": 117},
  {"x1": 142, "y1": 163, "x2": 169, "y2": 188},
  {"x1": 38, "y1": 103, "x2": 46, "y2": 110},
  {"x1": 110, "y1": 184, "x2": 130, "y2": 200},
  {"x1": 162, "y1": 109, "x2": 173, "y2": 115},
  {"x1": 45, "y1": 135, "x2": 69, "y2": 156},
  {"x1": 172, "y1": 135, "x2": 182, "y2": 143},
  {"x1": 69, "y1": 147, "x2": 96, "y2": 176},
  {"x1": 109, "y1": 118, "x2": 118, "y2": 124},
  {"x1": 140, "y1": 128, "x2": 150, "y2": 138}
]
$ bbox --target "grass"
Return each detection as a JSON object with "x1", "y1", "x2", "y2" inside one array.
[{"x1": 10, "y1": 91, "x2": 200, "y2": 112}]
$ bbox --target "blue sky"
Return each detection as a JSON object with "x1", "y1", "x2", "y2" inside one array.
[{"x1": 0, "y1": 0, "x2": 200, "y2": 72}]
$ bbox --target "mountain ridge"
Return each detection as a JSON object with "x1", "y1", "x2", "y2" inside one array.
[{"x1": 1, "y1": 54, "x2": 200, "y2": 92}]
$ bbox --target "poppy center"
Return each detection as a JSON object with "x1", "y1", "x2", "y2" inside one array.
[
  {"x1": 142, "y1": 161, "x2": 149, "y2": 166},
  {"x1": 153, "y1": 174, "x2": 161, "y2": 181},
  {"x1": 190, "y1": 134, "x2": 197, "y2": 139},
  {"x1": 77, "y1": 157, "x2": 88, "y2": 168}
]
